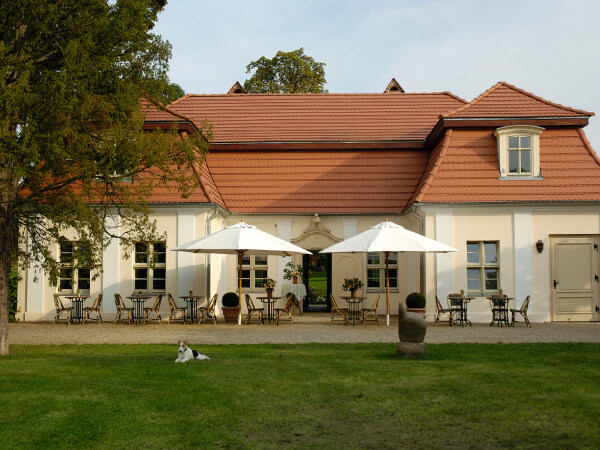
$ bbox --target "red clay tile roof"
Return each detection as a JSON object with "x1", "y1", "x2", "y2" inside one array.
[
  {"x1": 168, "y1": 93, "x2": 466, "y2": 143},
  {"x1": 140, "y1": 97, "x2": 197, "y2": 124},
  {"x1": 442, "y1": 82, "x2": 594, "y2": 119},
  {"x1": 409, "y1": 128, "x2": 600, "y2": 204},
  {"x1": 205, "y1": 149, "x2": 430, "y2": 213}
]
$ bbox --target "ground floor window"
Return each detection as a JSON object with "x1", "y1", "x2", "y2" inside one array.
[
  {"x1": 367, "y1": 252, "x2": 398, "y2": 290},
  {"x1": 133, "y1": 242, "x2": 166, "y2": 292},
  {"x1": 467, "y1": 241, "x2": 499, "y2": 293},
  {"x1": 58, "y1": 241, "x2": 90, "y2": 294},
  {"x1": 241, "y1": 255, "x2": 268, "y2": 291}
]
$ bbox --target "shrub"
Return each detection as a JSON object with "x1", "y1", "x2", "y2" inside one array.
[
  {"x1": 406, "y1": 292, "x2": 426, "y2": 309},
  {"x1": 222, "y1": 292, "x2": 239, "y2": 307}
]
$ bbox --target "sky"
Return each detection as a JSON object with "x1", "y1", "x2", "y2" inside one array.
[{"x1": 153, "y1": 0, "x2": 600, "y2": 150}]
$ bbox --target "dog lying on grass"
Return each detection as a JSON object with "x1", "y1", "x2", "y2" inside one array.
[{"x1": 175, "y1": 341, "x2": 210, "y2": 363}]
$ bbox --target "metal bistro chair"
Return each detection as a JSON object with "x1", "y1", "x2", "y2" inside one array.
[
  {"x1": 113, "y1": 293, "x2": 133, "y2": 325},
  {"x1": 275, "y1": 293, "x2": 295, "y2": 325},
  {"x1": 143, "y1": 293, "x2": 163, "y2": 325},
  {"x1": 360, "y1": 295, "x2": 380, "y2": 326},
  {"x1": 199, "y1": 293, "x2": 218, "y2": 324},
  {"x1": 244, "y1": 294, "x2": 264, "y2": 325},
  {"x1": 53, "y1": 293, "x2": 73, "y2": 325},
  {"x1": 510, "y1": 295, "x2": 531, "y2": 327},
  {"x1": 434, "y1": 295, "x2": 456, "y2": 327},
  {"x1": 329, "y1": 294, "x2": 349, "y2": 325},
  {"x1": 83, "y1": 293, "x2": 103, "y2": 324},
  {"x1": 167, "y1": 293, "x2": 187, "y2": 324}
]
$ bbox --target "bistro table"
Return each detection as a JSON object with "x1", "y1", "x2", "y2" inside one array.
[
  {"x1": 65, "y1": 294, "x2": 89, "y2": 324},
  {"x1": 127, "y1": 294, "x2": 152, "y2": 325},
  {"x1": 257, "y1": 296, "x2": 281, "y2": 324},
  {"x1": 488, "y1": 295, "x2": 513, "y2": 327},
  {"x1": 341, "y1": 296, "x2": 366, "y2": 325},
  {"x1": 448, "y1": 294, "x2": 474, "y2": 327},
  {"x1": 179, "y1": 294, "x2": 205, "y2": 324}
]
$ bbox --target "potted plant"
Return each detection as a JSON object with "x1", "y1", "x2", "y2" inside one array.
[
  {"x1": 405, "y1": 292, "x2": 426, "y2": 318},
  {"x1": 342, "y1": 277, "x2": 363, "y2": 298},
  {"x1": 221, "y1": 292, "x2": 239, "y2": 323},
  {"x1": 283, "y1": 262, "x2": 304, "y2": 284},
  {"x1": 264, "y1": 278, "x2": 276, "y2": 298}
]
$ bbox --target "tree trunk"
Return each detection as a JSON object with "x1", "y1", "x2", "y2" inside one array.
[{"x1": 0, "y1": 214, "x2": 12, "y2": 355}]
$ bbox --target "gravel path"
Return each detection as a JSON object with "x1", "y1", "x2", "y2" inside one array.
[{"x1": 8, "y1": 315, "x2": 600, "y2": 345}]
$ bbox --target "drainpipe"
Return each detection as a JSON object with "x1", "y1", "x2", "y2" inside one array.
[
  {"x1": 206, "y1": 206, "x2": 220, "y2": 299},
  {"x1": 412, "y1": 206, "x2": 426, "y2": 295}
]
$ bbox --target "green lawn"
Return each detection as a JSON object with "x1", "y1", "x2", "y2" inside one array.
[{"x1": 1, "y1": 343, "x2": 599, "y2": 449}]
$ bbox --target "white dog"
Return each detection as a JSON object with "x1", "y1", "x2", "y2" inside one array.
[{"x1": 175, "y1": 341, "x2": 210, "y2": 363}]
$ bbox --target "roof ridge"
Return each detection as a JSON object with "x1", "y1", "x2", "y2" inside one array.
[
  {"x1": 441, "y1": 81, "x2": 594, "y2": 119},
  {"x1": 576, "y1": 128, "x2": 600, "y2": 166},
  {"x1": 408, "y1": 129, "x2": 453, "y2": 205},
  {"x1": 177, "y1": 92, "x2": 465, "y2": 98},
  {"x1": 190, "y1": 155, "x2": 227, "y2": 208},
  {"x1": 167, "y1": 93, "x2": 193, "y2": 108}
]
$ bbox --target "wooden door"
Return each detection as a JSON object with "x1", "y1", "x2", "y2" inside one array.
[{"x1": 551, "y1": 236, "x2": 600, "y2": 321}]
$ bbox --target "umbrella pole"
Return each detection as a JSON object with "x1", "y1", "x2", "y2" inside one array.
[
  {"x1": 237, "y1": 251, "x2": 244, "y2": 326},
  {"x1": 385, "y1": 251, "x2": 390, "y2": 326}
]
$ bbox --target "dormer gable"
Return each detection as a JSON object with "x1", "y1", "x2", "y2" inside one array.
[
  {"x1": 384, "y1": 78, "x2": 405, "y2": 93},
  {"x1": 228, "y1": 81, "x2": 247, "y2": 94}
]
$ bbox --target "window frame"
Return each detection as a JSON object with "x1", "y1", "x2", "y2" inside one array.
[
  {"x1": 494, "y1": 125, "x2": 544, "y2": 178},
  {"x1": 241, "y1": 255, "x2": 269, "y2": 292},
  {"x1": 366, "y1": 252, "x2": 398, "y2": 292},
  {"x1": 58, "y1": 241, "x2": 90, "y2": 294},
  {"x1": 466, "y1": 241, "x2": 500, "y2": 294},
  {"x1": 133, "y1": 241, "x2": 167, "y2": 293}
]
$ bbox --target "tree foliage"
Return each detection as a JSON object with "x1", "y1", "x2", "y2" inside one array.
[
  {"x1": 243, "y1": 48, "x2": 327, "y2": 94},
  {"x1": 159, "y1": 81, "x2": 185, "y2": 104},
  {"x1": 0, "y1": 0, "x2": 210, "y2": 354}
]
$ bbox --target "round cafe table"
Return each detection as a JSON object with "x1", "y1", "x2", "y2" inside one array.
[
  {"x1": 257, "y1": 296, "x2": 281, "y2": 324},
  {"x1": 65, "y1": 294, "x2": 89, "y2": 324},
  {"x1": 179, "y1": 295, "x2": 205, "y2": 324},
  {"x1": 341, "y1": 296, "x2": 366, "y2": 325},
  {"x1": 127, "y1": 294, "x2": 152, "y2": 325}
]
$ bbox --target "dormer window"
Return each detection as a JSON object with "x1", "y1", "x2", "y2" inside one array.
[{"x1": 494, "y1": 126, "x2": 543, "y2": 178}]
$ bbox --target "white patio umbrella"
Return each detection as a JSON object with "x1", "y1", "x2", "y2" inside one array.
[
  {"x1": 172, "y1": 221, "x2": 311, "y2": 325},
  {"x1": 320, "y1": 220, "x2": 458, "y2": 326}
]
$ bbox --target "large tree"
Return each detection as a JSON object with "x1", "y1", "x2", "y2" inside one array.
[
  {"x1": 243, "y1": 47, "x2": 327, "y2": 94},
  {"x1": 0, "y1": 0, "x2": 209, "y2": 354}
]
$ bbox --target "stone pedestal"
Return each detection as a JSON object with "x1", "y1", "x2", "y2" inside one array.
[{"x1": 397, "y1": 342, "x2": 426, "y2": 358}]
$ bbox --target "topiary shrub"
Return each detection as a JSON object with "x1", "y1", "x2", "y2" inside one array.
[
  {"x1": 405, "y1": 292, "x2": 426, "y2": 309},
  {"x1": 222, "y1": 292, "x2": 239, "y2": 307}
]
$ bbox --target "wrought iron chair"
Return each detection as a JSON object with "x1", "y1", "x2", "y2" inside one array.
[
  {"x1": 199, "y1": 293, "x2": 218, "y2": 324},
  {"x1": 167, "y1": 293, "x2": 187, "y2": 324},
  {"x1": 360, "y1": 295, "x2": 380, "y2": 326},
  {"x1": 83, "y1": 293, "x2": 103, "y2": 324},
  {"x1": 113, "y1": 293, "x2": 133, "y2": 325},
  {"x1": 244, "y1": 294, "x2": 264, "y2": 325},
  {"x1": 275, "y1": 293, "x2": 295, "y2": 325},
  {"x1": 434, "y1": 295, "x2": 455, "y2": 326},
  {"x1": 53, "y1": 293, "x2": 73, "y2": 325},
  {"x1": 143, "y1": 293, "x2": 163, "y2": 325},
  {"x1": 329, "y1": 294, "x2": 348, "y2": 325},
  {"x1": 510, "y1": 295, "x2": 531, "y2": 327}
]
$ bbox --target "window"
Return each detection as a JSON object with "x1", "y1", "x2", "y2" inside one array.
[
  {"x1": 58, "y1": 241, "x2": 90, "y2": 293},
  {"x1": 367, "y1": 252, "x2": 398, "y2": 290},
  {"x1": 494, "y1": 126, "x2": 543, "y2": 178},
  {"x1": 466, "y1": 241, "x2": 499, "y2": 293},
  {"x1": 133, "y1": 242, "x2": 166, "y2": 292},
  {"x1": 241, "y1": 255, "x2": 268, "y2": 290}
]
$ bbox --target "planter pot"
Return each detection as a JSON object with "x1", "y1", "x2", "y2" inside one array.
[
  {"x1": 350, "y1": 290, "x2": 357, "y2": 298},
  {"x1": 406, "y1": 308, "x2": 426, "y2": 319},
  {"x1": 222, "y1": 306, "x2": 239, "y2": 323},
  {"x1": 266, "y1": 289, "x2": 274, "y2": 298},
  {"x1": 292, "y1": 276, "x2": 299, "y2": 284}
]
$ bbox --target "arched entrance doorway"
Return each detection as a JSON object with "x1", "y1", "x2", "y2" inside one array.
[{"x1": 291, "y1": 214, "x2": 342, "y2": 312}]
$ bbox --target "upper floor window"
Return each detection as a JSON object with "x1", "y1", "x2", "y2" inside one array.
[
  {"x1": 494, "y1": 126, "x2": 543, "y2": 178},
  {"x1": 133, "y1": 242, "x2": 166, "y2": 292},
  {"x1": 367, "y1": 252, "x2": 398, "y2": 290}
]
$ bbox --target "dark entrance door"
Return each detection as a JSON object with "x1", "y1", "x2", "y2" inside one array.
[{"x1": 302, "y1": 251, "x2": 332, "y2": 312}]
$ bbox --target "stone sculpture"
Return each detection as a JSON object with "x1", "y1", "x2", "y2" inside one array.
[{"x1": 397, "y1": 304, "x2": 426, "y2": 358}]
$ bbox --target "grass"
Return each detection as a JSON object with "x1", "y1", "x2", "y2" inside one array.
[{"x1": 1, "y1": 343, "x2": 599, "y2": 449}]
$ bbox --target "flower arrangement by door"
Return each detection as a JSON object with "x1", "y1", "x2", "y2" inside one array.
[{"x1": 264, "y1": 278, "x2": 277, "y2": 298}]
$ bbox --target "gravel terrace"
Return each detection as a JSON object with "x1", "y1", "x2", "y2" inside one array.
[{"x1": 8, "y1": 314, "x2": 600, "y2": 345}]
